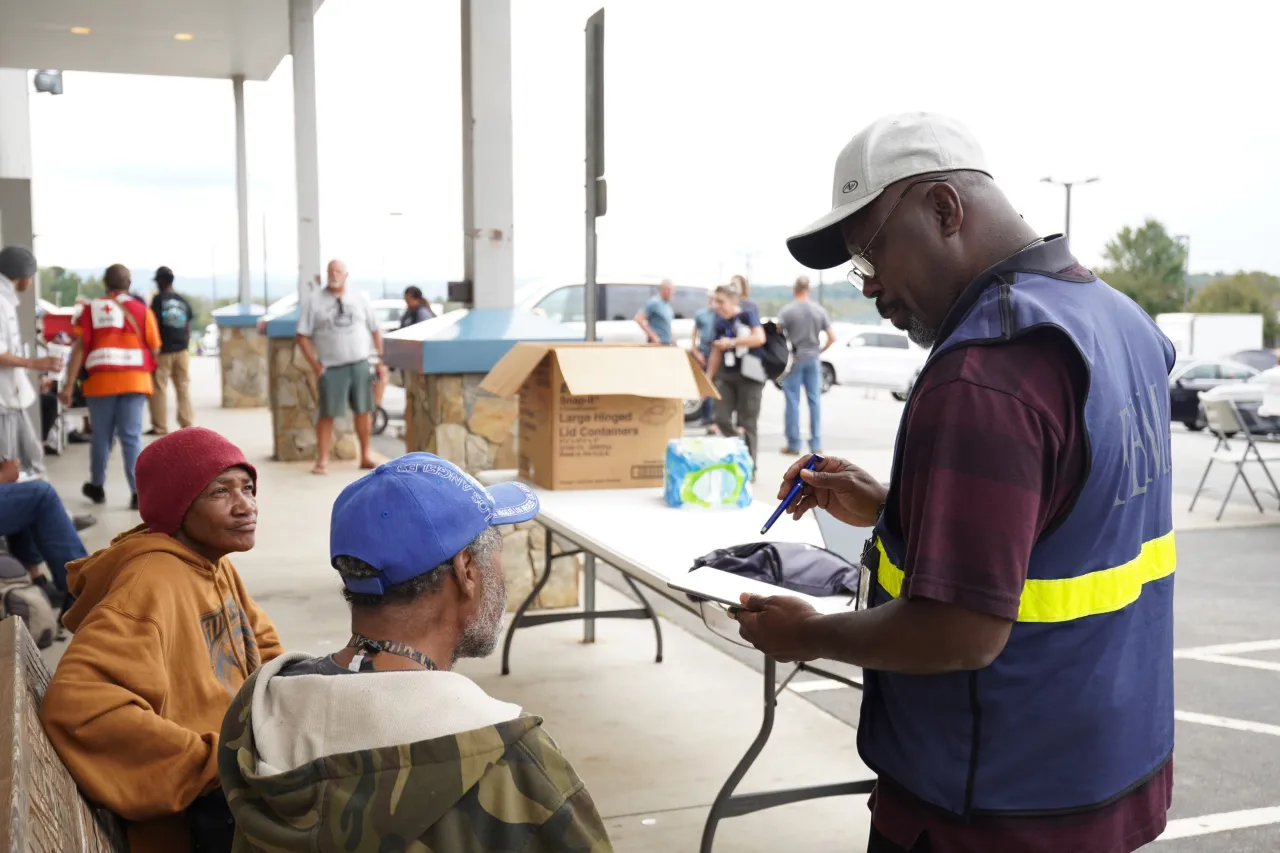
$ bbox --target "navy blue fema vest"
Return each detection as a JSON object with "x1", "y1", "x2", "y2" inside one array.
[{"x1": 862, "y1": 237, "x2": 1176, "y2": 817}]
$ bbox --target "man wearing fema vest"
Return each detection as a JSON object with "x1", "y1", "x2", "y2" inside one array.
[{"x1": 733, "y1": 114, "x2": 1175, "y2": 853}]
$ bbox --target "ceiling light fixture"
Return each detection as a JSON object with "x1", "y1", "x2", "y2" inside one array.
[
  {"x1": 70, "y1": 26, "x2": 92, "y2": 35},
  {"x1": 173, "y1": 32, "x2": 194, "y2": 41}
]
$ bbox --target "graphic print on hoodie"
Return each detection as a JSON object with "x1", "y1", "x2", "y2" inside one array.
[
  {"x1": 40, "y1": 524, "x2": 283, "y2": 853},
  {"x1": 200, "y1": 596, "x2": 262, "y2": 691}
]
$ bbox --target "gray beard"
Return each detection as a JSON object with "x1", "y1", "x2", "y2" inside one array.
[
  {"x1": 454, "y1": 561, "x2": 508, "y2": 663},
  {"x1": 906, "y1": 315, "x2": 937, "y2": 349}
]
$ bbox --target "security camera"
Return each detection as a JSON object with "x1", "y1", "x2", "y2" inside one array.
[{"x1": 33, "y1": 71, "x2": 64, "y2": 95}]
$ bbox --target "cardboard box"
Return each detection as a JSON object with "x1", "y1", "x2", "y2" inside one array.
[{"x1": 481, "y1": 343, "x2": 718, "y2": 490}]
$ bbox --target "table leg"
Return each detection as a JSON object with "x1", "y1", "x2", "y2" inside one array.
[
  {"x1": 583, "y1": 553, "x2": 596, "y2": 644},
  {"x1": 700, "y1": 657, "x2": 778, "y2": 853},
  {"x1": 501, "y1": 525, "x2": 659, "y2": 675},
  {"x1": 699, "y1": 659, "x2": 875, "y2": 852},
  {"x1": 500, "y1": 530, "x2": 557, "y2": 676},
  {"x1": 621, "y1": 574, "x2": 663, "y2": 663}
]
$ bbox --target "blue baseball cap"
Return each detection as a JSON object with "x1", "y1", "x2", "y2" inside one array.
[{"x1": 330, "y1": 452, "x2": 540, "y2": 595}]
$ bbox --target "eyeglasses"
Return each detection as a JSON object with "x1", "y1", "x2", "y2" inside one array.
[{"x1": 846, "y1": 175, "x2": 950, "y2": 289}]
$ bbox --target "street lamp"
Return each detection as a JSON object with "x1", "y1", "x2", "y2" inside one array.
[
  {"x1": 1040, "y1": 176, "x2": 1099, "y2": 244},
  {"x1": 1175, "y1": 234, "x2": 1191, "y2": 308}
]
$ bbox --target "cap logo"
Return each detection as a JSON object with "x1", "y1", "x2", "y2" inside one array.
[
  {"x1": 394, "y1": 460, "x2": 495, "y2": 521},
  {"x1": 841, "y1": 180, "x2": 859, "y2": 194}
]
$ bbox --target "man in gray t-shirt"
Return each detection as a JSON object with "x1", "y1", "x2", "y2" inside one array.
[
  {"x1": 296, "y1": 259, "x2": 386, "y2": 475},
  {"x1": 778, "y1": 276, "x2": 834, "y2": 454}
]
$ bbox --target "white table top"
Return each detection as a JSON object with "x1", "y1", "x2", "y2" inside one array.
[{"x1": 495, "y1": 477, "x2": 828, "y2": 613}]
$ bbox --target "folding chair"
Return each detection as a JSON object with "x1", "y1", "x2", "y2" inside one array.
[{"x1": 1189, "y1": 397, "x2": 1280, "y2": 521}]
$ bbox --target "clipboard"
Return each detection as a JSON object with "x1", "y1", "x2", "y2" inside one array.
[{"x1": 668, "y1": 567, "x2": 854, "y2": 616}]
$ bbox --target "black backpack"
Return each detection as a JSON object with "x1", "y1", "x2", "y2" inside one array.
[{"x1": 756, "y1": 320, "x2": 791, "y2": 381}]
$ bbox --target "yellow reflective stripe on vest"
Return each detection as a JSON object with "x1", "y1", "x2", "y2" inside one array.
[{"x1": 875, "y1": 531, "x2": 1175, "y2": 623}]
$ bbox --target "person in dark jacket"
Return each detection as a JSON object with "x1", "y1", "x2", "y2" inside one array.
[
  {"x1": 147, "y1": 266, "x2": 195, "y2": 435},
  {"x1": 400, "y1": 286, "x2": 436, "y2": 328}
]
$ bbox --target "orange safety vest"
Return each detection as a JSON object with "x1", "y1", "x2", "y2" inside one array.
[{"x1": 81, "y1": 293, "x2": 156, "y2": 374}]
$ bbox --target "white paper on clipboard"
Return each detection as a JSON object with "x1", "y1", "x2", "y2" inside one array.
[{"x1": 668, "y1": 567, "x2": 854, "y2": 616}]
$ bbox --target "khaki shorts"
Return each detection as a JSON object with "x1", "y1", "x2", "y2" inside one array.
[{"x1": 317, "y1": 361, "x2": 374, "y2": 419}]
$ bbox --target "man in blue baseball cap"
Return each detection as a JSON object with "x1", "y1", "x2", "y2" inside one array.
[{"x1": 218, "y1": 452, "x2": 613, "y2": 853}]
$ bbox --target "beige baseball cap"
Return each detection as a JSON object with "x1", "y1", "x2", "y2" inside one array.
[{"x1": 786, "y1": 112, "x2": 990, "y2": 270}]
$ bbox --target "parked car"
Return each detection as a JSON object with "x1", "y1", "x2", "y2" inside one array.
[
  {"x1": 258, "y1": 290, "x2": 442, "y2": 333},
  {"x1": 1229, "y1": 349, "x2": 1279, "y2": 373},
  {"x1": 518, "y1": 277, "x2": 716, "y2": 420},
  {"x1": 518, "y1": 276, "x2": 714, "y2": 348},
  {"x1": 1168, "y1": 357, "x2": 1259, "y2": 431},
  {"x1": 371, "y1": 298, "x2": 420, "y2": 335},
  {"x1": 820, "y1": 325, "x2": 926, "y2": 399}
]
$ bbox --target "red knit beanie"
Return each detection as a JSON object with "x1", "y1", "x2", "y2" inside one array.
[{"x1": 135, "y1": 428, "x2": 258, "y2": 535}]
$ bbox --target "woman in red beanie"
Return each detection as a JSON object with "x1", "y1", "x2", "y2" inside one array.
[{"x1": 41, "y1": 427, "x2": 283, "y2": 853}]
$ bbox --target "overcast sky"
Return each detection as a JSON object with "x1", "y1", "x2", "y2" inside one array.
[{"x1": 27, "y1": 0, "x2": 1280, "y2": 297}]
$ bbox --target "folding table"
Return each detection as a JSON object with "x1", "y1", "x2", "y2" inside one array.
[{"x1": 478, "y1": 475, "x2": 875, "y2": 853}]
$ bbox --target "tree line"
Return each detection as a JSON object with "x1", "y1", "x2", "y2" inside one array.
[
  {"x1": 35, "y1": 220, "x2": 1280, "y2": 347},
  {"x1": 1099, "y1": 219, "x2": 1279, "y2": 346}
]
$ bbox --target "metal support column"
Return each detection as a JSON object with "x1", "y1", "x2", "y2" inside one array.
[
  {"x1": 233, "y1": 75, "x2": 251, "y2": 305},
  {"x1": 582, "y1": 554, "x2": 597, "y2": 642},
  {"x1": 460, "y1": 0, "x2": 515, "y2": 310},
  {"x1": 290, "y1": 0, "x2": 322, "y2": 297}
]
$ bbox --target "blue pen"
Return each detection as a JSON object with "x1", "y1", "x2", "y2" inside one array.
[{"x1": 759, "y1": 454, "x2": 824, "y2": 535}]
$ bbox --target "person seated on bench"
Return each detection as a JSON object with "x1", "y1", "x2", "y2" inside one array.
[
  {"x1": 218, "y1": 452, "x2": 613, "y2": 853},
  {"x1": 0, "y1": 456, "x2": 87, "y2": 616},
  {"x1": 42, "y1": 428, "x2": 282, "y2": 853}
]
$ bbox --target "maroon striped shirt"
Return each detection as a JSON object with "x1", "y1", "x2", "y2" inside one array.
[{"x1": 869, "y1": 325, "x2": 1173, "y2": 853}]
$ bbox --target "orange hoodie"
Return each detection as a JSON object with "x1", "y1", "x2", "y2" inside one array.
[{"x1": 40, "y1": 524, "x2": 283, "y2": 853}]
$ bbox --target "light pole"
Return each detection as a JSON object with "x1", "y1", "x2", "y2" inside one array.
[
  {"x1": 1040, "y1": 176, "x2": 1099, "y2": 244},
  {"x1": 1175, "y1": 234, "x2": 1191, "y2": 309},
  {"x1": 262, "y1": 214, "x2": 269, "y2": 307}
]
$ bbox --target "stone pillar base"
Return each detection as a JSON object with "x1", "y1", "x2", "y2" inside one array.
[
  {"x1": 218, "y1": 326, "x2": 268, "y2": 407},
  {"x1": 268, "y1": 337, "x2": 354, "y2": 462},
  {"x1": 404, "y1": 371, "x2": 579, "y2": 612}
]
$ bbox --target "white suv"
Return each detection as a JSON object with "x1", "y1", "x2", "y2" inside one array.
[{"x1": 821, "y1": 324, "x2": 927, "y2": 400}]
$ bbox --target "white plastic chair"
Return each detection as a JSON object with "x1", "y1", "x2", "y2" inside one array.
[{"x1": 1189, "y1": 397, "x2": 1280, "y2": 521}]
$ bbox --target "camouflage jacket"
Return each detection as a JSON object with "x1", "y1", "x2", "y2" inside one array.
[{"x1": 219, "y1": 657, "x2": 613, "y2": 853}]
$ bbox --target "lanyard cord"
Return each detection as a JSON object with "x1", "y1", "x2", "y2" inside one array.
[{"x1": 344, "y1": 633, "x2": 439, "y2": 672}]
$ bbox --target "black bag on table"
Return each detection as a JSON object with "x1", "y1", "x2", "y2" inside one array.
[{"x1": 691, "y1": 541, "x2": 860, "y2": 598}]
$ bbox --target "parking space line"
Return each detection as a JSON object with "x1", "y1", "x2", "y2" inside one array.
[
  {"x1": 1177, "y1": 653, "x2": 1280, "y2": 673},
  {"x1": 788, "y1": 680, "x2": 854, "y2": 694},
  {"x1": 1176, "y1": 710, "x2": 1280, "y2": 737},
  {"x1": 1174, "y1": 639, "x2": 1280, "y2": 658},
  {"x1": 1157, "y1": 806, "x2": 1280, "y2": 841}
]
